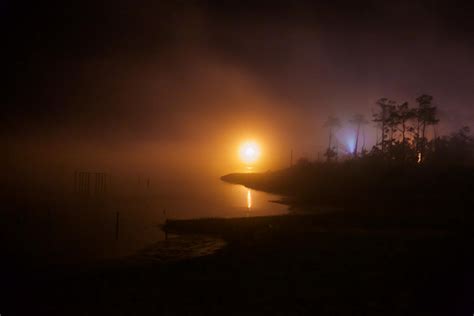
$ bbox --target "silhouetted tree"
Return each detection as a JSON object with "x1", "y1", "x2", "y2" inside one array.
[
  {"x1": 373, "y1": 98, "x2": 396, "y2": 153},
  {"x1": 349, "y1": 114, "x2": 368, "y2": 157},
  {"x1": 415, "y1": 94, "x2": 439, "y2": 162},
  {"x1": 386, "y1": 104, "x2": 400, "y2": 148},
  {"x1": 395, "y1": 102, "x2": 416, "y2": 145},
  {"x1": 324, "y1": 115, "x2": 340, "y2": 162}
]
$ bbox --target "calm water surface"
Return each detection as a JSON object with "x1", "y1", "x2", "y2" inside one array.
[
  {"x1": 14, "y1": 177, "x2": 288, "y2": 264},
  {"x1": 109, "y1": 178, "x2": 288, "y2": 258}
]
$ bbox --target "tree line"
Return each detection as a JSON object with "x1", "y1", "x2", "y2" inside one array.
[{"x1": 323, "y1": 94, "x2": 474, "y2": 165}]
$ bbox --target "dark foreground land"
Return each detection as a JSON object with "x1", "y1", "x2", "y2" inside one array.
[{"x1": 3, "y1": 210, "x2": 474, "y2": 315}]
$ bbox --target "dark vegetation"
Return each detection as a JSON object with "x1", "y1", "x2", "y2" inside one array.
[
  {"x1": 222, "y1": 161, "x2": 474, "y2": 218},
  {"x1": 202, "y1": 95, "x2": 474, "y2": 314},
  {"x1": 223, "y1": 94, "x2": 474, "y2": 218}
]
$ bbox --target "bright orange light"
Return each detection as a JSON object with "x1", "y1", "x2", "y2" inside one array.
[{"x1": 239, "y1": 141, "x2": 261, "y2": 164}]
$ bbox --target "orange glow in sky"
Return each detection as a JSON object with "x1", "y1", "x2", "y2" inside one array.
[{"x1": 239, "y1": 141, "x2": 261, "y2": 164}]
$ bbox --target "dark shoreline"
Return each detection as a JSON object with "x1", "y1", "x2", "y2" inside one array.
[
  {"x1": 158, "y1": 213, "x2": 473, "y2": 315},
  {"x1": 220, "y1": 163, "x2": 474, "y2": 216},
  {"x1": 156, "y1": 166, "x2": 474, "y2": 314},
  {"x1": 4, "y1": 210, "x2": 474, "y2": 315},
  {"x1": 4, "y1": 168, "x2": 474, "y2": 315}
]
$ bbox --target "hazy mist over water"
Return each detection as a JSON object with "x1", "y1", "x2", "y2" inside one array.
[
  {"x1": 3, "y1": 2, "x2": 474, "y2": 314},
  {"x1": 4, "y1": 0, "x2": 474, "y2": 265},
  {"x1": 3, "y1": 158, "x2": 288, "y2": 264},
  {"x1": 6, "y1": 0, "x2": 474, "y2": 197}
]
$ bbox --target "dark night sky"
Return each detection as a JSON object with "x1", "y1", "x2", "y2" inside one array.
[{"x1": 3, "y1": 0, "x2": 474, "y2": 175}]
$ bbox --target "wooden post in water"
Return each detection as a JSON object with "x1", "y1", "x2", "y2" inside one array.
[
  {"x1": 290, "y1": 149, "x2": 293, "y2": 167},
  {"x1": 86, "y1": 172, "x2": 90, "y2": 195},
  {"x1": 115, "y1": 211, "x2": 120, "y2": 241},
  {"x1": 163, "y1": 209, "x2": 168, "y2": 241}
]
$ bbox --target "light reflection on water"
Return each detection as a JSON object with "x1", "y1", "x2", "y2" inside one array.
[
  {"x1": 153, "y1": 177, "x2": 287, "y2": 219},
  {"x1": 247, "y1": 188, "x2": 252, "y2": 210},
  {"x1": 12, "y1": 178, "x2": 288, "y2": 263},
  {"x1": 115, "y1": 181, "x2": 286, "y2": 258}
]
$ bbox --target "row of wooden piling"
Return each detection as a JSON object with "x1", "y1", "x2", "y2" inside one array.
[{"x1": 74, "y1": 171, "x2": 110, "y2": 195}]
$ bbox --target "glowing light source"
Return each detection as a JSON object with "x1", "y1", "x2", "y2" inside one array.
[{"x1": 239, "y1": 141, "x2": 261, "y2": 164}]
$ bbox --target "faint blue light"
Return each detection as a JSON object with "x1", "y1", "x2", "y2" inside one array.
[
  {"x1": 345, "y1": 137, "x2": 356, "y2": 154},
  {"x1": 336, "y1": 128, "x2": 357, "y2": 154}
]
